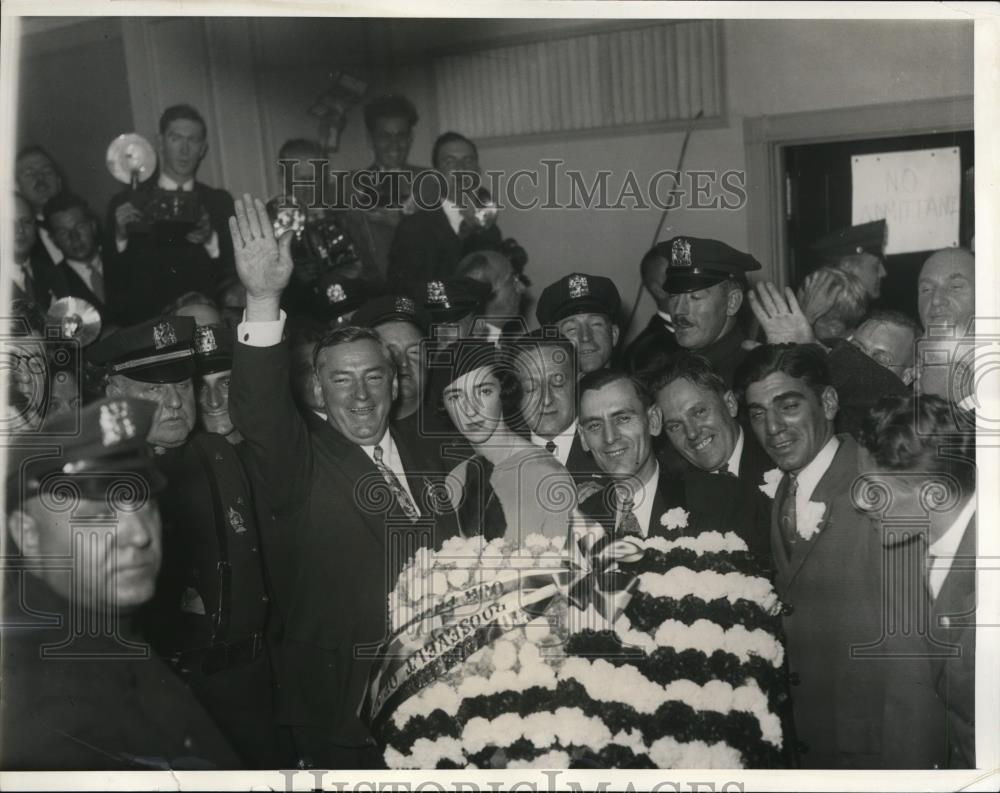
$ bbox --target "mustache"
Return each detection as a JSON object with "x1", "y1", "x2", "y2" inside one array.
[{"x1": 673, "y1": 316, "x2": 696, "y2": 328}]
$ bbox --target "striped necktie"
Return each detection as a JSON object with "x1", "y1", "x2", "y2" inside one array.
[
  {"x1": 373, "y1": 444, "x2": 419, "y2": 521},
  {"x1": 778, "y1": 473, "x2": 798, "y2": 556},
  {"x1": 616, "y1": 488, "x2": 643, "y2": 538}
]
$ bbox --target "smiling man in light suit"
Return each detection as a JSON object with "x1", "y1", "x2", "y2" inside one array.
[{"x1": 737, "y1": 343, "x2": 943, "y2": 769}]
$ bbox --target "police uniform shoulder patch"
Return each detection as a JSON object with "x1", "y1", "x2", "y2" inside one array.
[
  {"x1": 568, "y1": 274, "x2": 589, "y2": 299},
  {"x1": 99, "y1": 400, "x2": 137, "y2": 447},
  {"x1": 153, "y1": 321, "x2": 177, "y2": 350},
  {"x1": 671, "y1": 238, "x2": 692, "y2": 268}
]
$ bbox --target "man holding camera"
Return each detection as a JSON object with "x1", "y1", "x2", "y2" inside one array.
[{"x1": 105, "y1": 104, "x2": 236, "y2": 325}]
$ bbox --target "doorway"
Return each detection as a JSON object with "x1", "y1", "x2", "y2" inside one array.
[
  {"x1": 742, "y1": 96, "x2": 974, "y2": 300},
  {"x1": 784, "y1": 130, "x2": 974, "y2": 320}
]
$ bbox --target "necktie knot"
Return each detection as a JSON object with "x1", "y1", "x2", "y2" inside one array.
[
  {"x1": 544, "y1": 440, "x2": 557, "y2": 455},
  {"x1": 373, "y1": 444, "x2": 385, "y2": 464}
]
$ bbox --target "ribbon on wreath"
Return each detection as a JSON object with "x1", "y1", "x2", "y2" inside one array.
[{"x1": 357, "y1": 535, "x2": 646, "y2": 734}]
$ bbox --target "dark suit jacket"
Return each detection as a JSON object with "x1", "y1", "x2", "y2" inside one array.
[
  {"x1": 105, "y1": 181, "x2": 235, "y2": 325},
  {"x1": 230, "y1": 339, "x2": 458, "y2": 743},
  {"x1": 387, "y1": 206, "x2": 502, "y2": 290},
  {"x1": 0, "y1": 573, "x2": 240, "y2": 770},
  {"x1": 41, "y1": 257, "x2": 108, "y2": 321},
  {"x1": 928, "y1": 515, "x2": 976, "y2": 768},
  {"x1": 565, "y1": 432, "x2": 605, "y2": 485},
  {"x1": 577, "y1": 465, "x2": 688, "y2": 541},
  {"x1": 772, "y1": 435, "x2": 943, "y2": 768},
  {"x1": 681, "y1": 429, "x2": 774, "y2": 571}
]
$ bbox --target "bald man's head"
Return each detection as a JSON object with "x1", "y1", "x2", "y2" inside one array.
[{"x1": 918, "y1": 248, "x2": 975, "y2": 335}]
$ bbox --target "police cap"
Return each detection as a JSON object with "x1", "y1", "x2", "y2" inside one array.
[
  {"x1": 653, "y1": 236, "x2": 761, "y2": 295},
  {"x1": 535, "y1": 273, "x2": 622, "y2": 326},
  {"x1": 5, "y1": 397, "x2": 166, "y2": 508},
  {"x1": 86, "y1": 316, "x2": 196, "y2": 384}
]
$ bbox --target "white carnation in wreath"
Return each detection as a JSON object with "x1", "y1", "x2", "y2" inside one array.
[
  {"x1": 659, "y1": 507, "x2": 689, "y2": 531},
  {"x1": 797, "y1": 500, "x2": 827, "y2": 542},
  {"x1": 759, "y1": 468, "x2": 782, "y2": 499}
]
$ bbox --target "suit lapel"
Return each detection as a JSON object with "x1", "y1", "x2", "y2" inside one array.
[
  {"x1": 783, "y1": 436, "x2": 859, "y2": 591},
  {"x1": 648, "y1": 470, "x2": 687, "y2": 538},
  {"x1": 933, "y1": 513, "x2": 977, "y2": 625},
  {"x1": 311, "y1": 418, "x2": 388, "y2": 548},
  {"x1": 59, "y1": 262, "x2": 105, "y2": 311}
]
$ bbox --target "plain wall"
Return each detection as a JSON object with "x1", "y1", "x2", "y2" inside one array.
[
  {"x1": 476, "y1": 19, "x2": 974, "y2": 336},
  {"x1": 16, "y1": 17, "x2": 133, "y2": 221},
  {"x1": 13, "y1": 18, "x2": 973, "y2": 339}
]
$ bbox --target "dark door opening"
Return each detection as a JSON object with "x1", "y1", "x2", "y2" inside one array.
[{"x1": 784, "y1": 130, "x2": 974, "y2": 322}]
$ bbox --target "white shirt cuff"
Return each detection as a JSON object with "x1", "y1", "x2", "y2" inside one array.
[
  {"x1": 116, "y1": 237, "x2": 128, "y2": 253},
  {"x1": 203, "y1": 230, "x2": 220, "y2": 259},
  {"x1": 237, "y1": 309, "x2": 286, "y2": 347}
]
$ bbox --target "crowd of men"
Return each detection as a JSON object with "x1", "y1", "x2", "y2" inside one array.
[{"x1": 3, "y1": 95, "x2": 978, "y2": 772}]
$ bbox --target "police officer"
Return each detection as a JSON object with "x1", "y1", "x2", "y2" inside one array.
[
  {"x1": 622, "y1": 246, "x2": 681, "y2": 375},
  {"x1": 656, "y1": 236, "x2": 761, "y2": 387},
  {"x1": 1, "y1": 397, "x2": 241, "y2": 770},
  {"x1": 535, "y1": 272, "x2": 622, "y2": 375},
  {"x1": 87, "y1": 315, "x2": 279, "y2": 767},
  {"x1": 811, "y1": 219, "x2": 887, "y2": 300}
]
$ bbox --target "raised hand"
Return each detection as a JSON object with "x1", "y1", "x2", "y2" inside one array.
[
  {"x1": 747, "y1": 281, "x2": 816, "y2": 345},
  {"x1": 798, "y1": 269, "x2": 842, "y2": 324},
  {"x1": 229, "y1": 193, "x2": 294, "y2": 306}
]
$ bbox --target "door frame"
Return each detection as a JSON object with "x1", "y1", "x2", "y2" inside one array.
[{"x1": 743, "y1": 96, "x2": 974, "y2": 288}]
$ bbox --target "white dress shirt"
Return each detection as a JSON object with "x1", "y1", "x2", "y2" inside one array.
[
  {"x1": 616, "y1": 463, "x2": 660, "y2": 538},
  {"x1": 794, "y1": 435, "x2": 841, "y2": 516},
  {"x1": 531, "y1": 421, "x2": 577, "y2": 466},
  {"x1": 712, "y1": 427, "x2": 745, "y2": 477},
  {"x1": 360, "y1": 431, "x2": 420, "y2": 514},
  {"x1": 927, "y1": 495, "x2": 976, "y2": 599},
  {"x1": 238, "y1": 310, "x2": 286, "y2": 346},
  {"x1": 8, "y1": 259, "x2": 33, "y2": 292},
  {"x1": 441, "y1": 198, "x2": 464, "y2": 235},
  {"x1": 116, "y1": 173, "x2": 219, "y2": 258}
]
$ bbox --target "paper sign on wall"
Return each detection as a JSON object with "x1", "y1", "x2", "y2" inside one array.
[{"x1": 851, "y1": 147, "x2": 960, "y2": 255}]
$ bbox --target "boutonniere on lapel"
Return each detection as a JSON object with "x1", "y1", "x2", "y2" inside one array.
[
  {"x1": 759, "y1": 468, "x2": 782, "y2": 499},
  {"x1": 576, "y1": 478, "x2": 604, "y2": 504},
  {"x1": 798, "y1": 500, "x2": 828, "y2": 542},
  {"x1": 659, "y1": 507, "x2": 690, "y2": 531}
]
